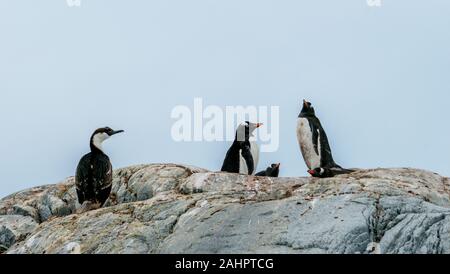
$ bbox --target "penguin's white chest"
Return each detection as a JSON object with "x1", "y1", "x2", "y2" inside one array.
[
  {"x1": 239, "y1": 141, "x2": 260, "y2": 175},
  {"x1": 296, "y1": 118, "x2": 321, "y2": 170}
]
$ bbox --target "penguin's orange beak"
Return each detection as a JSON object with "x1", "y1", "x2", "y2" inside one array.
[
  {"x1": 308, "y1": 170, "x2": 316, "y2": 176},
  {"x1": 256, "y1": 123, "x2": 263, "y2": 128}
]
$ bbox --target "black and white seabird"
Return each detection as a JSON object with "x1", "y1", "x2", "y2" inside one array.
[
  {"x1": 296, "y1": 99, "x2": 341, "y2": 171},
  {"x1": 75, "y1": 127, "x2": 124, "y2": 210},
  {"x1": 221, "y1": 121, "x2": 263, "y2": 175},
  {"x1": 308, "y1": 167, "x2": 354, "y2": 178},
  {"x1": 255, "y1": 163, "x2": 281, "y2": 177}
]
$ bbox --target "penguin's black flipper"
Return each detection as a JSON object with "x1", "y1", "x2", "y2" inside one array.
[
  {"x1": 221, "y1": 145, "x2": 240, "y2": 173},
  {"x1": 241, "y1": 144, "x2": 255, "y2": 175},
  {"x1": 317, "y1": 126, "x2": 339, "y2": 168},
  {"x1": 309, "y1": 118, "x2": 332, "y2": 165},
  {"x1": 310, "y1": 121, "x2": 320, "y2": 155}
]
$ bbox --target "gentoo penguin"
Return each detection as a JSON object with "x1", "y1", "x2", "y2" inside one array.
[
  {"x1": 221, "y1": 121, "x2": 263, "y2": 175},
  {"x1": 296, "y1": 99, "x2": 340, "y2": 170},
  {"x1": 75, "y1": 127, "x2": 124, "y2": 210},
  {"x1": 255, "y1": 163, "x2": 281, "y2": 177},
  {"x1": 308, "y1": 167, "x2": 354, "y2": 178}
]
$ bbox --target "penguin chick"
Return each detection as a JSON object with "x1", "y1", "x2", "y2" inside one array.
[{"x1": 256, "y1": 163, "x2": 281, "y2": 177}]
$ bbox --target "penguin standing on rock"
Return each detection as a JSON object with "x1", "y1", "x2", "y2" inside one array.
[
  {"x1": 221, "y1": 121, "x2": 263, "y2": 175},
  {"x1": 256, "y1": 163, "x2": 281, "y2": 177},
  {"x1": 75, "y1": 127, "x2": 124, "y2": 212},
  {"x1": 296, "y1": 100, "x2": 351, "y2": 177}
]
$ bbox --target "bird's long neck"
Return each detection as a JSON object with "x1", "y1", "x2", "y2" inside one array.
[{"x1": 90, "y1": 135, "x2": 105, "y2": 154}]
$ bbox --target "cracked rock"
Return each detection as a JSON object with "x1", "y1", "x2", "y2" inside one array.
[
  {"x1": 1, "y1": 164, "x2": 449, "y2": 254},
  {"x1": 0, "y1": 215, "x2": 38, "y2": 251}
]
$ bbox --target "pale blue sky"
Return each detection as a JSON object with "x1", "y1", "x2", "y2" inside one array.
[{"x1": 1, "y1": 0, "x2": 449, "y2": 198}]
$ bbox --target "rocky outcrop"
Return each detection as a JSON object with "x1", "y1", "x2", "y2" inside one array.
[
  {"x1": 1, "y1": 164, "x2": 449, "y2": 254},
  {"x1": 0, "y1": 215, "x2": 38, "y2": 252}
]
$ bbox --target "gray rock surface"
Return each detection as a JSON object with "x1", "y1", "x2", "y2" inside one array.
[
  {"x1": 0, "y1": 215, "x2": 38, "y2": 253},
  {"x1": 1, "y1": 164, "x2": 449, "y2": 254}
]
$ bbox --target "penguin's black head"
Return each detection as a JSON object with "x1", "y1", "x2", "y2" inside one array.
[
  {"x1": 267, "y1": 163, "x2": 280, "y2": 177},
  {"x1": 236, "y1": 121, "x2": 263, "y2": 142},
  {"x1": 90, "y1": 127, "x2": 124, "y2": 152},
  {"x1": 299, "y1": 99, "x2": 315, "y2": 117}
]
